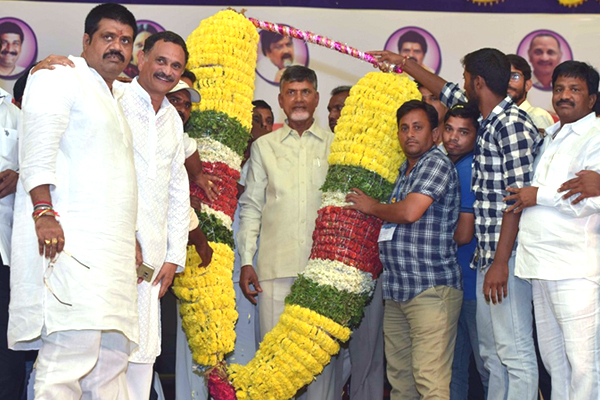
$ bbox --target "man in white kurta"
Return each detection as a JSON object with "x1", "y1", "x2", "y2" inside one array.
[
  {"x1": 8, "y1": 5, "x2": 140, "y2": 398},
  {"x1": 118, "y1": 32, "x2": 190, "y2": 400},
  {"x1": 509, "y1": 61, "x2": 600, "y2": 400}
]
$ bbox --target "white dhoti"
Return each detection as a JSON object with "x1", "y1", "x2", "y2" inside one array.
[{"x1": 34, "y1": 329, "x2": 130, "y2": 400}]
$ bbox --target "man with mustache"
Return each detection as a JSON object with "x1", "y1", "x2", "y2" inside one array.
[
  {"x1": 527, "y1": 33, "x2": 563, "y2": 90},
  {"x1": 506, "y1": 54, "x2": 554, "y2": 135},
  {"x1": 371, "y1": 48, "x2": 540, "y2": 400},
  {"x1": 0, "y1": 21, "x2": 25, "y2": 77},
  {"x1": 505, "y1": 61, "x2": 600, "y2": 400},
  {"x1": 346, "y1": 100, "x2": 462, "y2": 400},
  {"x1": 8, "y1": 4, "x2": 140, "y2": 398},
  {"x1": 238, "y1": 65, "x2": 336, "y2": 399},
  {"x1": 117, "y1": 30, "x2": 190, "y2": 399}
]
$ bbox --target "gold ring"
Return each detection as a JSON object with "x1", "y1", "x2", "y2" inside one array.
[
  {"x1": 44, "y1": 239, "x2": 51, "y2": 245},
  {"x1": 51, "y1": 238, "x2": 58, "y2": 245},
  {"x1": 58, "y1": 238, "x2": 65, "y2": 243}
]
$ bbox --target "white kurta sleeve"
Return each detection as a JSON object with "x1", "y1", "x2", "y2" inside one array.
[
  {"x1": 182, "y1": 132, "x2": 197, "y2": 159},
  {"x1": 237, "y1": 141, "x2": 267, "y2": 267},
  {"x1": 20, "y1": 67, "x2": 77, "y2": 193},
  {"x1": 165, "y1": 136, "x2": 190, "y2": 272}
]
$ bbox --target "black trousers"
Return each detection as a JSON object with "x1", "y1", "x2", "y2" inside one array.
[{"x1": 0, "y1": 265, "x2": 26, "y2": 400}]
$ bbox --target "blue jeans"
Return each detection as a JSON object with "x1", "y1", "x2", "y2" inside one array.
[
  {"x1": 476, "y1": 256, "x2": 538, "y2": 400},
  {"x1": 450, "y1": 299, "x2": 489, "y2": 400}
]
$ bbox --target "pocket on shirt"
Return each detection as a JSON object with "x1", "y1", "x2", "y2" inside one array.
[
  {"x1": 312, "y1": 156, "x2": 327, "y2": 186},
  {"x1": 0, "y1": 128, "x2": 18, "y2": 167}
]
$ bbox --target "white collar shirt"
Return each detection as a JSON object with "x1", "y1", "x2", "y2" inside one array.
[
  {"x1": 0, "y1": 88, "x2": 19, "y2": 266},
  {"x1": 516, "y1": 112, "x2": 600, "y2": 282},
  {"x1": 237, "y1": 120, "x2": 333, "y2": 280},
  {"x1": 9, "y1": 56, "x2": 139, "y2": 350}
]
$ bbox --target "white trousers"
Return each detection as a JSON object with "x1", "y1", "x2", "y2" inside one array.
[
  {"x1": 125, "y1": 362, "x2": 154, "y2": 400},
  {"x1": 34, "y1": 329, "x2": 130, "y2": 400},
  {"x1": 259, "y1": 278, "x2": 337, "y2": 400},
  {"x1": 533, "y1": 278, "x2": 600, "y2": 400}
]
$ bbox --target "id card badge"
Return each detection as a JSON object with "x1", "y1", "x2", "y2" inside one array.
[{"x1": 378, "y1": 224, "x2": 396, "y2": 242}]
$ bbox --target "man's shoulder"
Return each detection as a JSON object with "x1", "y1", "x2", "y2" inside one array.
[{"x1": 494, "y1": 102, "x2": 537, "y2": 133}]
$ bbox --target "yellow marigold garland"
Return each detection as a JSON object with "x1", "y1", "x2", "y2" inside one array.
[
  {"x1": 173, "y1": 244, "x2": 237, "y2": 367},
  {"x1": 228, "y1": 304, "x2": 351, "y2": 400},
  {"x1": 186, "y1": 10, "x2": 259, "y2": 130},
  {"x1": 330, "y1": 72, "x2": 421, "y2": 183}
]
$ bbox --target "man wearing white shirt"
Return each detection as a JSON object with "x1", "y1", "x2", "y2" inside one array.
[
  {"x1": 0, "y1": 86, "x2": 22, "y2": 399},
  {"x1": 118, "y1": 31, "x2": 190, "y2": 399},
  {"x1": 9, "y1": 4, "x2": 140, "y2": 399},
  {"x1": 237, "y1": 66, "x2": 335, "y2": 399},
  {"x1": 505, "y1": 60, "x2": 600, "y2": 400},
  {"x1": 506, "y1": 54, "x2": 555, "y2": 134}
]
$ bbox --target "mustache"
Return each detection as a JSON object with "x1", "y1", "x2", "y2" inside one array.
[
  {"x1": 0, "y1": 50, "x2": 18, "y2": 56},
  {"x1": 281, "y1": 53, "x2": 293, "y2": 60},
  {"x1": 556, "y1": 99, "x2": 575, "y2": 107},
  {"x1": 154, "y1": 71, "x2": 175, "y2": 82},
  {"x1": 103, "y1": 50, "x2": 125, "y2": 62}
]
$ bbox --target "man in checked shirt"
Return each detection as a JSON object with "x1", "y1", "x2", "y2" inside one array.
[{"x1": 370, "y1": 48, "x2": 541, "y2": 400}]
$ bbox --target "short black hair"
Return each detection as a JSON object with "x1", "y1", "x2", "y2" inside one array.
[
  {"x1": 0, "y1": 21, "x2": 24, "y2": 43},
  {"x1": 396, "y1": 99, "x2": 438, "y2": 131},
  {"x1": 507, "y1": 54, "x2": 532, "y2": 82},
  {"x1": 12, "y1": 63, "x2": 35, "y2": 103},
  {"x1": 397, "y1": 30, "x2": 427, "y2": 54},
  {"x1": 529, "y1": 33, "x2": 561, "y2": 52},
  {"x1": 182, "y1": 69, "x2": 196, "y2": 85},
  {"x1": 260, "y1": 30, "x2": 289, "y2": 56},
  {"x1": 552, "y1": 61, "x2": 600, "y2": 96},
  {"x1": 279, "y1": 65, "x2": 318, "y2": 91},
  {"x1": 462, "y1": 48, "x2": 510, "y2": 98},
  {"x1": 252, "y1": 99, "x2": 272, "y2": 112},
  {"x1": 142, "y1": 31, "x2": 189, "y2": 65},
  {"x1": 443, "y1": 102, "x2": 480, "y2": 131},
  {"x1": 330, "y1": 85, "x2": 351, "y2": 97},
  {"x1": 84, "y1": 3, "x2": 137, "y2": 39}
]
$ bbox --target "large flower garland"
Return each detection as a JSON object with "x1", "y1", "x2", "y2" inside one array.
[
  {"x1": 227, "y1": 72, "x2": 420, "y2": 399},
  {"x1": 172, "y1": 9, "x2": 258, "y2": 387},
  {"x1": 175, "y1": 10, "x2": 420, "y2": 399}
]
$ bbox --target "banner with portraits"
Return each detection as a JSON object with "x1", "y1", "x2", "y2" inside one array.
[{"x1": 2, "y1": 2, "x2": 600, "y2": 126}]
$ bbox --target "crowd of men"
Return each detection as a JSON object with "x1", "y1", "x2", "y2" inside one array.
[{"x1": 1, "y1": 2, "x2": 600, "y2": 400}]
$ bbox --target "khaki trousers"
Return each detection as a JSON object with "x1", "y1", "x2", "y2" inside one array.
[{"x1": 384, "y1": 286, "x2": 462, "y2": 400}]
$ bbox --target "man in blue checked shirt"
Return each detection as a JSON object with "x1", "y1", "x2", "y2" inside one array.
[
  {"x1": 346, "y1": 100, "x2": 462, "y2": 400},
  {"x1": 370, "y1": 48, "x2": 540, "y2": 400}
]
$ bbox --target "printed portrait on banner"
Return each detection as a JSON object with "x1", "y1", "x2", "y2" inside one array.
[
  {"x1": 256, "y1": 25, "x2": 309, "y2": 86},
  {"x1": 384, "y1": 26, "x2": 441, "y2": 75}
]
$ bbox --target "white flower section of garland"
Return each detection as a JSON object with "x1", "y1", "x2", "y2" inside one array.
[
  {"x1": 196, "y1": 137, "x2": 242, "y2": 173},
  {"x1": 321, "y1": 191, "x2": 351, "y2": 208},
  {"x1": 302, "y1": 258, "x2": 375, "y2": 296},
  {"x1": 203, "y1": 204, "x2": 233, "y2": 231}
]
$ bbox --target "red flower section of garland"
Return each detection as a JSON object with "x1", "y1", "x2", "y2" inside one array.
[
  {"x1": 190, "y1": 161, "x2": 240, "y2": 219},
  {"x1": 208, "y1": 366, "x2": 237, "y2": 400},
  {"x1": 310, "y1": 206, "x2": 383, "y2": 277}
]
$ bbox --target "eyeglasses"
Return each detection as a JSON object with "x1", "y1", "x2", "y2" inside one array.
[
  {"x1": 44, "y1": 250, "x2": 91, "y2": 307},
  {"x1": 510, "y1": 72, "x2": 524, "y2": 82}
]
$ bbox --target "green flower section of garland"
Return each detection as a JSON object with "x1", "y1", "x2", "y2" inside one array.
[
  {"x1": 285, "y1": 275, "x2": 370, "y2": 327},
  {"x1": 322, "y1": 164, "x2": 394, "y2": 202},
  {"x1": 187, "y1": 110, "x2": 249, "y2": 157},
  {"x1": 197, "y1": 210, "x2": 234, "y2": 248}
]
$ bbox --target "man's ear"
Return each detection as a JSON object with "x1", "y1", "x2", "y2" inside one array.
[
  {"x1": 82, "y1": 33, "x2": 91, "y2": 52},
  {"x1": 474, "y1": 75, "x2": 485, "y2": 91},
  {"x1": 137, "y1": 50, "x2": 146, "y2": 71},
  {"x1": 525, "y1": 79, "x2": 533, "y2": 93},
  {"x1": 588, "y1": 92, "x2": 597, "y2": 111},
  {"x1": 431, "y1": 126, "x2": 440, "y2": 144}
]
